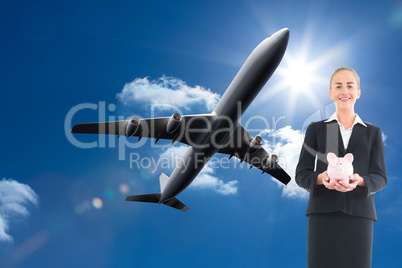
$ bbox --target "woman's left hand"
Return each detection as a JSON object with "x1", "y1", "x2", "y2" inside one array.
[{"x1": 334, "y1": 174, "x2": 365, "y2": 192}]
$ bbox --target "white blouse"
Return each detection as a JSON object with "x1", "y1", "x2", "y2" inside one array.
[{"x1": 324, "y1": 113, "x2": 367, "y2": 150}]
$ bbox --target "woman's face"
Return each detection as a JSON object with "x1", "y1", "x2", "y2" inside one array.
[{"x1": 329, "y1": 70, "x2": 361, "y2": 112}]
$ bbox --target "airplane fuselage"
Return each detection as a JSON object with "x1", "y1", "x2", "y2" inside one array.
[
  {"x1": 71, "y1": 28, "x2": 290, "y2": 211},
  {"x1": 159, "y1": 29, "x2": 289, "y2": 204}
]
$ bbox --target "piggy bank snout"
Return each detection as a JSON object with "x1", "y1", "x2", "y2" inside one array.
[
  {"x1": 335, "y1": 165, "x2": 345, "y2": 173},
  {"x1": 328, "y1": 162, "x2": 345, "y2": 172}
]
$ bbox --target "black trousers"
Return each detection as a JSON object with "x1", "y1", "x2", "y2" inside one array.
[{"x1": 307, "y1": 212, "x2": 374, "y2": 268}]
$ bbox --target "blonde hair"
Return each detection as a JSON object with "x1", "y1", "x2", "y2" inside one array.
[{"x1": 330, "y1": 67, "x2": 360, "y2": 89}]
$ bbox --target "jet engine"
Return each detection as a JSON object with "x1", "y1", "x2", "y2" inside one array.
[
  {"x1": 247, "y1": 136, "x2": 263, "y2": 154},
  {"x1": 262, "y1": 154, "x2": 278, "y2": 170},
  {"x1": 166, "y1": 113, "x2": 182, "y2": 134},
  {"x1": 126, "y1": 117, "x2": 141, "y2": 137}
]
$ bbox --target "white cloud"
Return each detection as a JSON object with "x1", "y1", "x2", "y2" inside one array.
[
  {"x1": 260, "y1": 126, "x2": 309, "y2": 199},
  {"x1": 156, "y1": 126, "x2": 308, "y2": 198},
  {"x1": 382, "y1": 132, "x2": 387, "y2": 144},
  {"x1": 159, "y1": 144, "x2": 189, "y2": 164},
  {"x1": 158, "y1": 145, "x2": 238, "y2": 195},
  {"x1": 0, "y1": 179, "x2": 38, "y2": 242},
  {"x1": 192, "y1": 173, "x2": 238, "y2": 195},
  {"x1": 117, "y1": 76, "x2": 220, "y2": 111}
]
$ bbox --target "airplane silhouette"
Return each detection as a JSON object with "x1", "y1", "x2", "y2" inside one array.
[{"x1": 72, "y1": 28, "x2": 291, "y2": 212}]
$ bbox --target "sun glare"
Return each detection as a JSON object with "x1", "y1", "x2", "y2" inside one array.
[
  {"x1": 282, "y1": 56, "x2": 316, "y2": 92},
  {"x1": 254, "y1": 25, "x2": 353, "y2": 119},
  {"x1": 271, "y1": 52, "x2": 323, "y2": 116},
  {"x1": 270, "y1": 43, "x2": 339, "y2": 118}
]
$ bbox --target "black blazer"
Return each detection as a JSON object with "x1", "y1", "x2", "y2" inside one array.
[{"x1": 296, "y1": 120, "x2": 387, "y2": 221}]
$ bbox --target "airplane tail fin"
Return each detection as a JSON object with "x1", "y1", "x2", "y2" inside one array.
[
  {"x1": 159, "y1": 173, "x2": 169, "y2": 193},
  {"x1": 125, "y1": 173, "x2": 189, "y2": 212}
]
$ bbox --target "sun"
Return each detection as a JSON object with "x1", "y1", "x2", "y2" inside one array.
[
  {"x1": 280, "y1": 55, "x2": 316, "y2": 92},
  {"x1": 271, "y1": 44, "x2": 336, "y2": 118},
  {"x1": 254, "y1": 25, "x2": 353, "y2": 119}
]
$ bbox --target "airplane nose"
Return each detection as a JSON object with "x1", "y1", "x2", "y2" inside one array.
[
  {"x1": 211, "y1": 27, "x2": 290, "y2": 119},
  {"x1": 254, "y1": 27, "x2": 290, "y2": 70},
  {"x1": 271, "y1": 28, "x2": 290, "y2": 45},
  {"x1": 278, "y1": 28, "x2": 290, "y2": 38}
]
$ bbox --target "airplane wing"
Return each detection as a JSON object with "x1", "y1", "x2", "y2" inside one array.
[
  {"x1": 71, "y1": 114, "x2": 215, "y2": 146},
  {"x1": 216, "y1": 124, "x2": 291, "y2": 185}
]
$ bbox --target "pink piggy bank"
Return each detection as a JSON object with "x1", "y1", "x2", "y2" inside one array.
[{"x1": 327, "y1": 152, "x2": 354, "y2": 184}]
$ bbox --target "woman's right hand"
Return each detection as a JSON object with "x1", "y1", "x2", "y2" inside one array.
[{"x1": 317, "y1": 171, "x2": 337, "y2": 190}]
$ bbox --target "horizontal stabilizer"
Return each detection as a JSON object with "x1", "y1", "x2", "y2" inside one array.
[
  {"x1": 163, "y1": 198, "x2": 189, "y2": 212},
  {"x1": 125, "y1": 193, "x2": 189, "y2": 212},
  {"x1": 125, "y1": 193, "x2": 161, "y2": 203}
]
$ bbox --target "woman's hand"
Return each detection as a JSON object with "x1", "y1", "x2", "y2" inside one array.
[
  {"x1": 350, "y1": 173, "x2": 366, "y2": 187},
  {"x1": 317, "y1": 172, "x2": 365, "y2": 192},
  {"x1": 334, "y1": 174, "x2": 366, "y2": 192},
  {"x1": 317, "y1": 171, "x2": 337, "y2": 190},
  {"x1": 334, "y1": 180, "x2": 356, "y2": 192}
]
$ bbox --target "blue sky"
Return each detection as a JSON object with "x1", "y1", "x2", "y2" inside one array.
[{"x1": 0, "y1": 0, "x2": 401, "y2": 267}]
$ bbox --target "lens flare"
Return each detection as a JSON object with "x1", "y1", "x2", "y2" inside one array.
[
  {"x1": 119, "y1": 183, "x2": 129, "y2": 195},
  {"x1": 74, "y1": 200, "x2": 92, "y2": 215},
  {"x1": 74, "y1": 205, "x2": 85, "y2": 215},
  {"x1": 105, "y1": 189, "x2": 114, "y2": 200},
  {"x1": 92, "y1": 197, "x2": 103, "y2": 209}
]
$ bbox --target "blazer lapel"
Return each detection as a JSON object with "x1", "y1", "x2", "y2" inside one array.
[{"x1": 346, "y1": 124, "x2": 367, "y2": 153}]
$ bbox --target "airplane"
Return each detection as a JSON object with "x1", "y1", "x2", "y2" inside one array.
[{"x1": 71, "y1": 28, "x2": 291, "y2": 212}]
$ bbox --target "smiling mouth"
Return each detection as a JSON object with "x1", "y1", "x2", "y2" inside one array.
[{"x1": 339, "y1": 97, "x2": 351, "y2": 101}]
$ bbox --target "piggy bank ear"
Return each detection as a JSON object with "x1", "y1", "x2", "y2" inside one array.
[
  {"x1": 344, "y1": 153, "x2": 354, "y2": 163},
  {"x1": 327, "y1": 152, "x2": 337, "y2": 163}
]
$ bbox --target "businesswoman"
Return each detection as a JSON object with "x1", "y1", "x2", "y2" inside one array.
[{"x1": 296, "y1": 67, "x2": 387, "y2": 268}]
